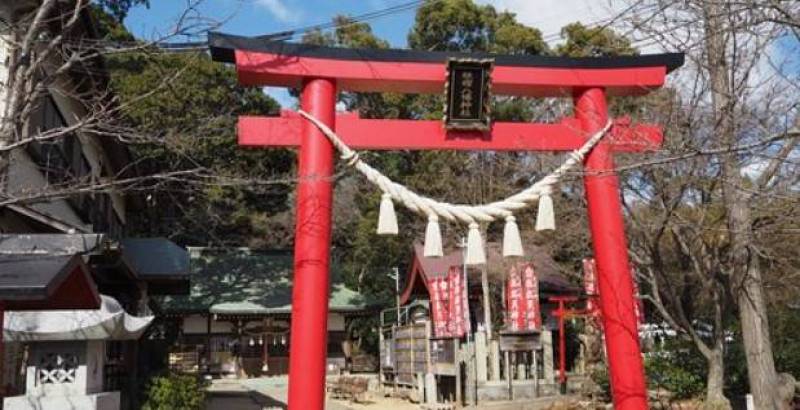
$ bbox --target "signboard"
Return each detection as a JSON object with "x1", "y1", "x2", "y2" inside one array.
[
  {"x1": 443, "y1": 58, "x2": 493, "y2": 130},
  {"x1": 498, "y1": 331, "x2": 540, "y2": 352}
]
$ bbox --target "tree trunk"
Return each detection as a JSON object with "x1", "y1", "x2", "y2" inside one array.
[
  {"x1": 705, "y1": 344, "x2": 730, "y2": 409},
  {"x1": 737, "y1": 257, "x2": 786, "y2": 409},
  {"x1": 702, "y1": 2, "x2": 784, "y2": 408}
]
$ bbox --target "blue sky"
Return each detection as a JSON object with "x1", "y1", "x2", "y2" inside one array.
[
  {"x1": 124, "y1": 1, "x2": 799, "y2": 108},
  {"x1": 125, "y1": 1, "x2": 426, "y2": 106},
  {"x1": 123, "y1": 0, "x2": 619, "y2": 106},
  {"x1": 125, "y1": 1, "x2": 416, "y2": 47}
]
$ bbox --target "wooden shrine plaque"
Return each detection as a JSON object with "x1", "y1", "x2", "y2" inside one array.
[
  {"x1": 443, "y1": 58, "x2": 493, "y2": 131},
  {"x1": 499, "y1": 330, "x2": 541, "y2": 352}
]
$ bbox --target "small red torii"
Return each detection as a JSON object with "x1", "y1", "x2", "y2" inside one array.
[{"x1": 209, "y1": 32, "x2": 683, "y2": 410}]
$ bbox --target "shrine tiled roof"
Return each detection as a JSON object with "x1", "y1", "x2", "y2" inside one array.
[
  {"x1": 159, "y1": 248, "x2": 370, "y2": 314},
  {"x1": 119, "y1": 238, "x2": 189, "y2": 280}
]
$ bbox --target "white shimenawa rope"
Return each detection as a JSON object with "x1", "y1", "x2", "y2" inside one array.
[{"x1": 299, "y1": 110, "x2": 612, "y2": 262}]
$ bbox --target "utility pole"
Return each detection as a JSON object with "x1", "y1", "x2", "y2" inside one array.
[
  {"x1": 393, "y1": 267, "x2": 400, "y2": 325},
  {"x1": 480, "y1": 265, "x2": 492, "y2": 337},
  {"x1": 459, "y1": 237, "x2": 477, "y2": 405}
]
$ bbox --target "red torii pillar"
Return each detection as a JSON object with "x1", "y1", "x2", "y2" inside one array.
[
  {"x1": 578, "y1": 88, "x2": 649, "y2": 405},
  {"x1": 291, "y1": 78, "x2": 337, "y2": 409},
  {"x1": 209, "y1": 31, "x2": 683, "y2": 410}
]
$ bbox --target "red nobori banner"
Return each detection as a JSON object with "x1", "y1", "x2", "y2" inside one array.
[
  {"x1": 429, "y1": 266, "x2": 470, "y2": 338},
  {"x1": 506, "y1": 263, "x2": 541, "y2": 332},
  {"x1": 429, "y1": 275, "x2": 450, "y2": 338},
  {"x1": 447, "y1": 266, "x2": 470, "y2": 337},
  {"x1": 522, "y1": 263, "x2": 542, "y2": 330},
  {"x1": 583, "y1": 258, "x2": 645, "y2": 327},
  {"x1": 583, "y1": 258, "x2": 601, "y2": 322}
]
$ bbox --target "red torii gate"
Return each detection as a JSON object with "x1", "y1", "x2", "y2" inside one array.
[{"x1": 209, "y1": 32, "x2": 683, "y2": 410}]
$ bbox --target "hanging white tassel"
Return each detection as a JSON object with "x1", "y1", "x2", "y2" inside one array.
[
  {"x1": 376, "y1": 193, "x2": 398, "y2": 235},
  {"x1": 424, "y1": 215, "x2": 443, "y2": 258},
  {"x1": 465, "y1": 222, "x2": 487, "y2": 265},
  {"x1": 502, "y1": 216, "x2": 524, "y2": 257},
  {"x1": 535, "y1": 192, "x2": 556, "y2": 231}
]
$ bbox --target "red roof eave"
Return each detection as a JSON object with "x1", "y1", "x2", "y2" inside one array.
[{"x1": 399, "y1": 253, "x2": 429, "y2": 305}]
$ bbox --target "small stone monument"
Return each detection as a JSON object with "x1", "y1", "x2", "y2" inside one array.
[{"x1": 4, "y1": 295, "x2": 152, "y2": 410}]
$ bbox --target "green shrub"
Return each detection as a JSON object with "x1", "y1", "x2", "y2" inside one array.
[
  {"x1": 646, "y1": 352, "x2": 705, "y2": 399},
  {"x1": 726, "y1": 306, "x2": 800, "y2": 397},
  {"x1": 142, "y1": 374, "x2": 206, "y2": 410},
  {"x1": 590, "y1": 366, "x2": 611, "y2": 400}
]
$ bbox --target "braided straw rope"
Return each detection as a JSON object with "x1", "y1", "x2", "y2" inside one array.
[{"x1": 299, "y1": 110, "x2": 612, "y2": 225}]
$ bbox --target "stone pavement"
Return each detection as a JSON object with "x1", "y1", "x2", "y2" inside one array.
[
  {"x1": 205, "y1": 379, "x2": 264, "y2": 410},
  {"x1": 205, "y1": 376, "x2": 588, "y2": 409},
  {"x1": 206, "y1": 392, "x2": 264, "y2": 410},
  {"x1": 205, "y1": 376, "x2": 355, "y2": 410}
]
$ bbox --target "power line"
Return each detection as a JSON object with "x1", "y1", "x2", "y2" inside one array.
[
  {"x1": 50, "y1": 0, "x2": 690, "y2": 56},
  {"x1": 263, "y1": 0, "x2": 427, "y2": 41},
  {"x1": 539, "y1": 1, "x2": 659, "y2": 43},
  {"x1": 166, "y1": 0, "x2": 427, "y2": 50},
  {"x1": 50, "y1": 0, "x2": 431, "y2": 53}
]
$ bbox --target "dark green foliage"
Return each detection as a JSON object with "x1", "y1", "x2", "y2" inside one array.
[
  {"x1": 108, "y1": 49, "x2": 294, "y2": 247},
  {"x1": 646, "y1": 351, "x2": 706, "y2": 399},
  {"x1": 90, "y1": 4, "x2": 136, "y2": 42},
  {"x1": 556, "y1": 22, "x2": 638, "y2": 57},
  {"x1": 408, "y1": 0, "x2": 547, "y2": 54},
  {"x1": 594, "y1": 339, "x2": 707, "y2": 401},
  {"x1": 726, "y1": 306, "x2": 800, "y2": 396},
  {"x1": 141, "y1": 373, "x2": 206, "y2": 410},
  {"x1": 770, "y1": 308, "x2": 800, "y2": 380},
  {"x1": 87, "y1": 4, "x2": 294, "y2": 248},
  {"x1": 94, "y1": 0, "x2": 149, "y2": 23}
]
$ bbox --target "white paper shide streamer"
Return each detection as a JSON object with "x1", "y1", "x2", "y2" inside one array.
[
  {"x1": 298, "y1": 111, "x2": 611, "y2": 265},
  {"x1": 535, "y1": 192, "x2": 555, "y2": 231},
  {"x1": 424, "y1": 215, "x2": 443, "y2": 258},
  {"x1": 377, "y1": 193, "x2": 398, "y2": 235},
  {"x1": 502, "y1": 216, "x2": 523, "y2": 257}
]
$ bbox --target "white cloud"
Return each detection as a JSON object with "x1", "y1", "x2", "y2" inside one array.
[
  {"x1": 263, "y1": 87, "x2": 296, "y2": 109},
  {"x1": 476, "y1": 0, "x2": 626, "y2": 45},
  {"x1": 256, "y1": 0, "x2": 301, "y2": 23},
  {"x1": 742, "y1": 159, "x2": 769, "y2": 180}
]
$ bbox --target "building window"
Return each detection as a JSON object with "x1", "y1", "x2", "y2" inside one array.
[
  {"x1": 28, "y1": 96, "x2": 97, "y2": 214},
  {"x1": 29, "y1": 96, "x2": 70, "y2": 185}
]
